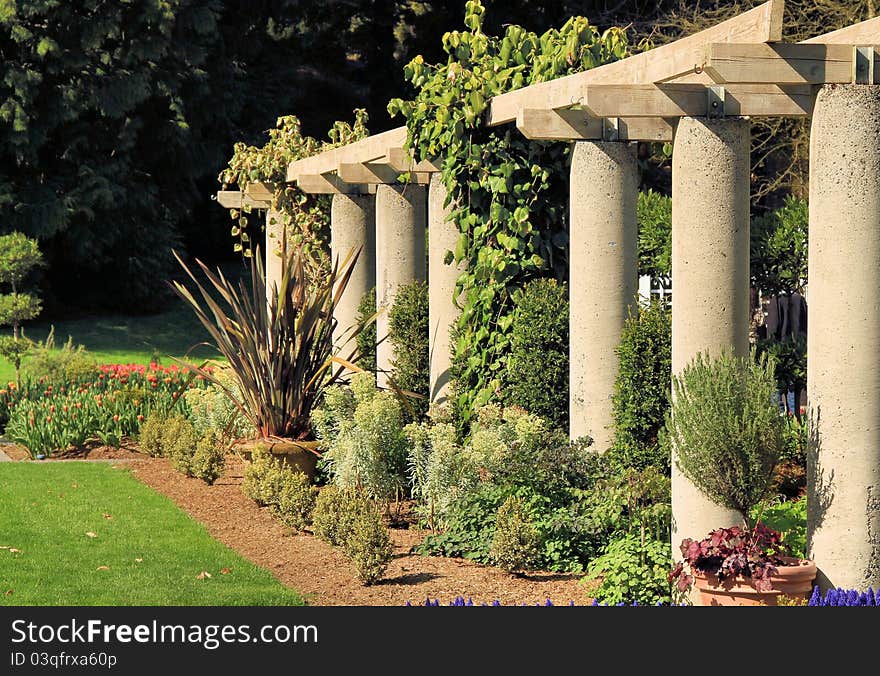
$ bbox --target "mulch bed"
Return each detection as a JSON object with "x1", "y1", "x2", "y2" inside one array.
[{"x1": 5, "y1": 443, "x2": 590, "y2": 606}]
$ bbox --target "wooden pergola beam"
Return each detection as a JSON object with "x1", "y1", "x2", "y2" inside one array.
[
  {"x1": 337, "y1": 161, "x2": 432, "y2": 184},
  {"x1": 286, "y1": 127, "x2": 407, "y2": 182},
  {"x1": 384, "y1": 147, "x2": 442, "y2": 173},
  {"x1": 216, "y1": 190, "x2": 272, "y2": 210},
  {"x1": 802, "y1": 16, "x2": 880, "y2": 44},
  {"x1": 704, "y1": 43, "x2": 879, "y2": 85},
  {"x1": 295, "y1": 174, "x2": 376, "y2": 195},
  {"x1": 485, "y1": 0, "x2": 784, "y2": 126},
  {"x1": 516, "y1": 109, "x2": 675, "y2": 141},
  {"x1": 582, "y1": 83, "x2": 815, "y2": 118}
]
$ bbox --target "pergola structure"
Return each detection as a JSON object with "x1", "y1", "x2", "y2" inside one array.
[{"x1": 217, "y1": 1, "x2": 880, "y2": 594}]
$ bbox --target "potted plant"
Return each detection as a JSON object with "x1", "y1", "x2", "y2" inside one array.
[
  {"x1": 665, "y1": 350, "x2": 816, "y2": 606},
  {"x1": 171, "y1": 244, "x2": 362, "y2": 479}
]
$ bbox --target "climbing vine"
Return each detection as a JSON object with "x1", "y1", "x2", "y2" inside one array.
[
  {"x1": 388, "y1": 0, "x2": 630, "y2": 427},
  {"x1": 218, "y1": 110, "x2": 369, "y2": 275}
]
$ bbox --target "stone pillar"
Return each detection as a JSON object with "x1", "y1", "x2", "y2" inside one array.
[
  {"x1": 330, "y1": 193, "x2": 376, "y2": 352},
  {"x1": 265, "y1": 209, "x2": 284, "y2": 306},
  {"x1": 569, "y1": 141, "x2": 638, "y2": 451},
  {"x1": 807, "y1": 84, "x2": 880, "y2": 591},
  {"x1": 375, "y1": 184, "x2": 427, "y2": 388},
  {"x1": 428, "y1": 174, "x2": 461, "y2": 406},
  {"x1": 671, "y1": 117, "x2": 750, "y2": 552}
]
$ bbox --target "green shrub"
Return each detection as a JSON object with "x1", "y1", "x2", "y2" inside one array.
[
  {"x1": 750, "y1": 195, "x2": 808, "y2": 297},
  {"x1": 313, "y1": 372, "x2": 408, "y2": 503},
  {"x1": 490, "y1": 495, "x2": 540, "y2": 574},
  {"x1": 242, "y1": 447, "x2": 284, "y2": 506},
  {"x1": 581, "y1": 534, "x2": 672, "y2": 605},
  {"x1": 138, "y1": 412, "x2": 167, "y2": 457},
  {"x1": 164, "y1": 415, "x2": 198, "y2": 476},
  {"x1": 608, "y1": 298, "x2": 672, "y2": 472},
  {"x1": 637, "y1": 190, "x2": 672, "y2": 278},
  {"x1": 412, "y1": 407, "x2": 631, "y2": 572},
  {"x1": 312, "y1": 486, "x2": 361, "y2": 547},
  {"x1": 343, "y1": 500, "x2": 394, "y2": 585},
  {"x1": 665, "y1": 351, "x2": 785, "y2": 525},
  {"x1": 271, "y1": 471, "x2": 317, "y2": 532},
  {"x1": 190, "y1": 432, "x2": 226, "y2": 485},
  {"x1": 355, "y1": 288, "x2": 376, "y2": 372},
  {"x1": 24, "y1": 328, "x2": 97, "y2": 383},
  {"x1": 505, "y1": 278, "x2": 568, "y2": 429},
  {"x1": 753, "y1": 497, "x2": 807, "y2": 559},
  {"x1": 183, "y1": 368, "x2": 251, "y2": 441},
  {"x1": 388, "y1": 280, "x2": 429, "y2": 420}
]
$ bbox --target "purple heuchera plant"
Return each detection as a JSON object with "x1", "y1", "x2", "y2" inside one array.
[{"x1": 669, "y1": 523, "x2": 790, "y2": 593}]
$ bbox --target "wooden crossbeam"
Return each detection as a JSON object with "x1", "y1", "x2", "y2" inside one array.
[
  {"x1": 384, "y1": 147, "x2": 442, "y2": 173},
  {"x1": 486, "y1": 0, "x2": 783, "y2": 126},
  {"x1": 337, "y1": 161, "x2": 432, "y2": 184},
  {"x1": 286, "y1": 127, "x2": 407, "y2": 182},
  {"x1": 215, "y1": 190, "x2": 272, "y2": 209},
  {"x1": 516, "y1": 109, "x2": 675, "y2": 141},
  {"x1": 295, "y1": 174, "x2": 375, "y2": 195},
  {"x1": 803, "y1": 16, "x2": 880, "y2": 45},
  {"x1": 582, "y1": 84, "x2": 815, "y2": 118},
  {"x1": 704, "y1": 43, "x2": 879, "y2": 84}
]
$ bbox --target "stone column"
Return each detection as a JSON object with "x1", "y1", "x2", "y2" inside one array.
[
  {"x1": 671, "y1": 117, "x2": 750, "y2": 552},
  {"x1": 265, "y1": 209, "x2": 284, "y2": 306},
  {"x1": 569, "y1": 141, "x2": 638, "y2": 451},
  {"x1": 375, "y1": 184, "x2": 427, "y2": 388},
  {"x1": 330, "y1": 193, "x2": 376, "y2": 352},
  {"x1": 428, "y1": 174, "x2": 461, "y2": 406},
  {"x1": 807, "y1": 84, "x2": 880, "y2": 591}
]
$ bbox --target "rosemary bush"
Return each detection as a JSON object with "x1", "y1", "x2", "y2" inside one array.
[{"x1": 664, "y1": 351, "x2": 785, "y2": 525}]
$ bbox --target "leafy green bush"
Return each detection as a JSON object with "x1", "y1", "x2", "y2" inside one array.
[
  {"x1": 751, "y1": 196, "x2": 808, "y2": 297},
  {"x1": 490, "y1": 495, "x2": 540, "y2": 574},
  {"x1": 138, "y1": 413, "x2": 167, "y2": 457},
  {"x1": 505, "y1": 278, "x2": 568, "y2": 429},
  {"x1": 164, "y1": 415, "x2": 198, "y2": 476},
  {"x1": 313, "y1": 372, "x2": 408, "y2": 503},
  {"x1": 183, "y1": 368, "x2": 252, "y2": 441},
  {"x1": 412, "y1": 407, "x2": 626, "y2": 572},
  {"x1": 272, "y1": 471, "x2": 318, "y2": 532},
  {"x1": 608, "y1": 298, "x2": 671, "y2": 472},
  {"x1": 242, "y1": 446, "x2": 316, "y2": 531},
  {"x1": 189, "y1": 432, "x2": 227, "y2": 485},
  {"x1": 665, "y1": 351, "x2": 785, "y2": 526},
  {"x1": 312, "y1": 486, "x2": 361, "y2": 547},
  {"x1": 637, "y1": 190, "x2": 672, "y2": 278},
  {"x1": 24, "y1": 328, "x2": 97, "y2": 383},
  {"x1": 754, "y1": 497, "x2": 807, "y2": 559},
  {"x1": 355, "y1": 288, "x2": 376, "y2": 373},
  {"x1": 581, "y1": 534, "x2": 672, "y2": 606},
  {"x1": 343, "y1": 500, "x2": 394, "y2": 585},
  {"x1": 388, "y1": 280, "x2": 429, "y2": 420}
]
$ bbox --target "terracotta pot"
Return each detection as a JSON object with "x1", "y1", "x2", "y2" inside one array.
[
  {"x1": 693, "y1": 557, "x2": 817, "y2": 606},
  {"x1": 234, "y1": 439, "x2": 322, "y2": 480}
]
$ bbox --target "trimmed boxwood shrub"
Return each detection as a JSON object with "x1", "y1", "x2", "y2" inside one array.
[
  {"x1": 505, "y1": 278, "x2": 568, "y2": 429},
  {"x1": 608, "y1": 298, "x2": 671, "y2": 473},
  {"x1": 388, "y1": 280, "x2": 429, "y2": 420}
]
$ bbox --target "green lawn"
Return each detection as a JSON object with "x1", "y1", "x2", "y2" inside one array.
[
  {"x1": 0, "y1": 262, "x2": 248, "y2": 384},
  {"x1": 0, "y1": 462, "x2": 304, "y2": 605}
]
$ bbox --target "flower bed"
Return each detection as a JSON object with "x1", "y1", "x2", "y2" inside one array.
[{"x1": 0, "y1": 362, "x2": 209, "y2": 457}]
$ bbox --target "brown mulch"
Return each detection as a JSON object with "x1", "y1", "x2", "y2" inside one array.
[
  {"x1": 121, "y1": 454, "x2": 590, "y2": 606},
  {"x1": 3, "y1": 443, "x2": 590, "y2": 605}
]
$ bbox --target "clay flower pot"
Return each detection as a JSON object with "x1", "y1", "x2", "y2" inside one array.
[
  {"x1": 234, "y1": 439, "x2": 322, "y2": 480},
  {"x1": 693, "y1": 557, "x2": 817, "y2": 606}
]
